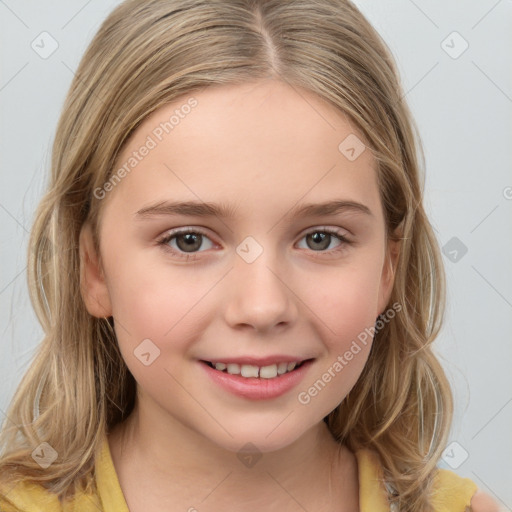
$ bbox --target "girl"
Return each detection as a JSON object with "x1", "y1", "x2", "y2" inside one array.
[{"x1": 0, "y1": 0, "x2": 500, "y2": 511}]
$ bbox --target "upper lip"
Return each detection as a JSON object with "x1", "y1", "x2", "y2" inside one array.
[{"x1": 201, "y1": 356, "x2": 314, "y2": 366}]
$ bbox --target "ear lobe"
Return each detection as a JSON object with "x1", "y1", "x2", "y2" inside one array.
[
  {"x1": 79, "y1": 222, "x2": 112, "y2": 318},
  {"x1": 377, "y1": 236, "x2": 401, "y2": 315}
]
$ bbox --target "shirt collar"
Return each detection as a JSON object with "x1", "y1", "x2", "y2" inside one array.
[
  {"x1": 354, "y1": 448, "x2": 390, "y2": 511},
  {"x1": 97, "y1": 437, "x2": 390, "y2": 512},
  {"x1": 96, "y1": 436, "x2": 130, "y2": 512}
]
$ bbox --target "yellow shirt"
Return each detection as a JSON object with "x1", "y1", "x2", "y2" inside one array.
[{"x1": 0, "y1": 439, "x2": 478, "y2": 511}]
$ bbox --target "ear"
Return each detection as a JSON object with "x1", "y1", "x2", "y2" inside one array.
[
  {"x1": 377, "y1": 228, "x2": 402, "y2": 316},
  {"x1": 79, "y1": 221, "x2": 113, "y2": 318}
]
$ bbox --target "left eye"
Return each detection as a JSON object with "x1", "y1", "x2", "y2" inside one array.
[
  {"x1": 296, "y1": 229, "x2": 349, "y2": 252},
  {"x1": 157, "y1": 227, "x2": 351, "y2": 260},
  {"x1": 158, "y1": 229, "x2": 214, "y2": 256}
]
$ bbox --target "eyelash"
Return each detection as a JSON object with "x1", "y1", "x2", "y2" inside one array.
[{"x1": 157, "y1": 227, "x2": 353, "y2": 261}]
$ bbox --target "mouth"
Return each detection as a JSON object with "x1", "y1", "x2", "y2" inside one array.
[{"x1": 200, "y1": 359, "x2": 313, "y2": 379}]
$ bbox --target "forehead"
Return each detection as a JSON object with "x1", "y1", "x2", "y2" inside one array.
[{"x1": 101, "y1": 79, "x2": 382, "y2": 222}]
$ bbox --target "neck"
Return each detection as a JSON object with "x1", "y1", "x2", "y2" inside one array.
[{"x1": 108, "y1": 396, "x2": 358, "y2": 511}]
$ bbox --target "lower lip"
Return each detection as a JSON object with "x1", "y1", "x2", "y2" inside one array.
[{"x1": 200, "y1": 360, "x2": 313, "y2": 400}]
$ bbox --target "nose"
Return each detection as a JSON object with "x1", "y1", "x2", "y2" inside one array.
[{"x1": 223, "y1": 249, "x2": 298, "y2": 334}]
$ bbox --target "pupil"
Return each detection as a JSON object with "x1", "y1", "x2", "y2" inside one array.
[
  {"x1": 177, "y1": 233, "x2": 201, "y2": 252},
  {"x1": 308, "y1": 232, "x2": 329, "y2": 250}
]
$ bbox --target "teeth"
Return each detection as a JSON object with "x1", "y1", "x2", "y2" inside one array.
[
  {"x1": 227, "y1": 363, "x2": 240, "y2": 375},
  {"x1": 240, "y1": 365, "x2": 259, "y2": 378},
  {"x1": 209, "y1": 360, "x2": 304, "y2": 378},
  {"x1": 259, "y1": 365, "x2": 278, "y2": 379},
  {"x1": 277, "y1": 362, "x2": 288, "y2": 375}
]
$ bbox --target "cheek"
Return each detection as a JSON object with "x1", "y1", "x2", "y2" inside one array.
[
  {"x1": 292, "y1": 259, "x2": 383, "y2": 411},
  {"x1": 300, "y1": 256, "x2": 384, "y2": 345},
  {"x1": 106, "y1": 265, "x2": 215, "y2": 406},
  {"x1": 104, "y1": 256, "x2": 213, "y2": 362}
]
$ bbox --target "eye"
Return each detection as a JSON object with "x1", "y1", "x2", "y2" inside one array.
[
  {"x1": 296, "y1": 228, "x2": 352, "y2": 254},
  {"x1": 157, "y1": 228, "x2": 215, "y2": 260},
  {"x1": 157, "y1": 226, "x2": 353, "y2": 261}
]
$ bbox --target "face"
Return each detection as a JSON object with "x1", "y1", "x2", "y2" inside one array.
[{"x1": 80, "y1": 79, "x2": 399, "y2": 454}]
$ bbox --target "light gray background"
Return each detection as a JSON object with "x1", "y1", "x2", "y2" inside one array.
[{"x1": 1, "y1": 0, "x2": 511, "y2": 508}]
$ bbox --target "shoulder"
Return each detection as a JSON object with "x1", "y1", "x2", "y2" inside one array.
[
  {"x1": 0, "y1": 478, "x2": 61, "y2": 511},
  {"x1": 432, "y1": 468, "x2": 501, "y2": 512},
  {"x1": 468, "y1": 490, "x2": 502, "y2": 512},
  {"x1": 354, "y1": 449, "x2": 501, "y2": 512},
  {"x1": 0, "y1": 478, "x2": 101, "y2": 512}
]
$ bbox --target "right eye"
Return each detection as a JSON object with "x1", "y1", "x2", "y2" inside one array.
[{"x1": 157, "y1": 228, "x2": 216, "y2": 260}]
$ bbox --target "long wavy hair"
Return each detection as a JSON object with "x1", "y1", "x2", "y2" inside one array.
[{"x1": 0, "y1": 1, "x2": 451, "y2": 510}]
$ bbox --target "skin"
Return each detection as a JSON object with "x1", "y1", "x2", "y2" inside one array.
[
  {"x1": 79, "y1": 78, "x2": 401, "y2": 511},
  {"x1": 469, "y1": 491, "x2": 502, "y2": 512}
]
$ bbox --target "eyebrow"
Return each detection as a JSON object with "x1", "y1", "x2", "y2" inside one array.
[{"x1": 135, "y1": 199, "x2": 373, "y2": 220}]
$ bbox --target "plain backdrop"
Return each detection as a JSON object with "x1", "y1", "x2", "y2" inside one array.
[{"x1": 1, "y1": 0, "x2": 511, "y2": 507}]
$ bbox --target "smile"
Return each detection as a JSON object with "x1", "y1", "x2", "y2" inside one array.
[
  {"x1": 199, "y1": 358, "x2": 314, "y2": 400},
  {"x1": 202, "y1": 360, "x2": 309, "y2": 379}
]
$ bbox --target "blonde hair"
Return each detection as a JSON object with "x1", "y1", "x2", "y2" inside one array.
[{"x1": 0, "y1": 1, "x2": 451, "y2": 510}]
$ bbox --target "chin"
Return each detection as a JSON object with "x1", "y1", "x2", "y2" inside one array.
[{"x1": 198, "y1": 415, "x2": 316, "y2": 455}]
